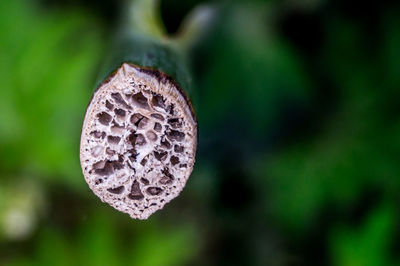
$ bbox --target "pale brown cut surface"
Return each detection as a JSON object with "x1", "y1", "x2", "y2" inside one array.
[{"x1": 80, "y1": 63, "x2": 197, "y2": 219}]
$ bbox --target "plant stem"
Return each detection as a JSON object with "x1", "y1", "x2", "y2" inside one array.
[{"x1": 97, "y1": 0, "x2": 193, "y2": 100}]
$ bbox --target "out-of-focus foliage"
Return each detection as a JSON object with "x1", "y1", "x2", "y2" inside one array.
[
  {"x1": 0, "y1": 0, "x2": 102, "y2": 188},
  {"x1": 1, "y1": 0, "x2": 400, "y2": 265},
  {"x1": 330, "y1": 204, "x2": 397, "y2": 266},
  {"x1": 196, "y1": 5, "x2": 311, "y2": 134},
  {"x1": 254, "y1": 7, "x2": 400, "y2": 233},
  {"x1": 0, "y1": 179, "x2": 45, "y2": 241}
]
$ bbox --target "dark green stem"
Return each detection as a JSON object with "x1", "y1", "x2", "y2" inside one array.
[{"x1": 97, "y1": 0, "x2": 193, "y2": 100}]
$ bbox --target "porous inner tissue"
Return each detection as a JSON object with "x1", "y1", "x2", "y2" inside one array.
[{"x1": 81, "y1": 66, "x2": 195, "y2": 215}]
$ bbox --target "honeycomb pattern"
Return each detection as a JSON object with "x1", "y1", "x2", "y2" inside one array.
[{"x1": 80, "y1": 63, "x2": 197, "y2": 219}]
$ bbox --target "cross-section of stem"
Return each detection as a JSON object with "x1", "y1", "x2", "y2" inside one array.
[{"x1": 80, "y1": 0, "x2": 198, "y2": 219}]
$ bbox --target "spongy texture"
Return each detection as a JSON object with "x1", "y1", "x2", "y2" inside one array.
[{"x1": 80, "y1": 63, "x2": 197, "y2": 219}]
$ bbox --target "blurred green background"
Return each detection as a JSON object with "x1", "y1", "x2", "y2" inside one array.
[{"x1": 1, "y1": 0, "x2": 400, "y2": 265}]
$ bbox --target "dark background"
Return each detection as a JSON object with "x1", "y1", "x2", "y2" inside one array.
[{"x1": 1, "y1": 0, "x2": 400, "y2": 265}]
